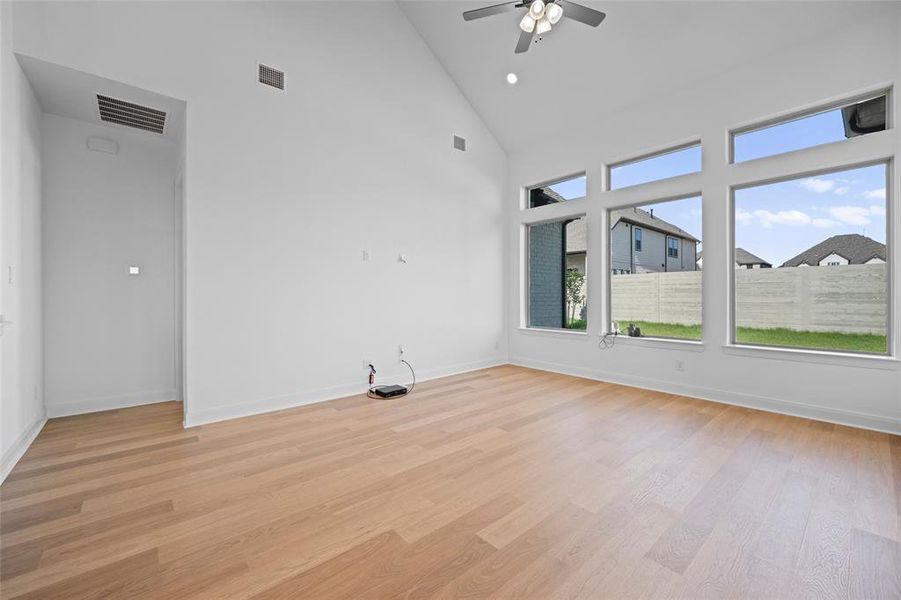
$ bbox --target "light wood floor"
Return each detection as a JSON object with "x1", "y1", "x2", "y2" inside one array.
[{"x1": 1, "y1": 365, "x2": 899, "y2": 599}]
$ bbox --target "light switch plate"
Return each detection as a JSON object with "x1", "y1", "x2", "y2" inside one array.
[{"x1": 128, "y1": 266, "x2": 140, "y2": 276}]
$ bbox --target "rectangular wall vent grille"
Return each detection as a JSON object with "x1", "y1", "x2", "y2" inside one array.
[
  {"x1": 97, "y1": 94, "x2": 166, "y2": 134},
  {"x1": 259, "y1": 64, "x2": 285, "y2": 90},
  {"x1": 454, "y1": 135, "x2": 466, "y2": 151}
]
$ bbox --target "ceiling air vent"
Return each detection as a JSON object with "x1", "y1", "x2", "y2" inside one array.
[
  {"x1": 97, "y1": 94, "x2": 166, "y2": 134},
  {"x1": 454, "y1": 135, "x2": 466, "y2": 151},
  {"x1": 258, "y1": 64, "x2": 285, "y2": 90}
]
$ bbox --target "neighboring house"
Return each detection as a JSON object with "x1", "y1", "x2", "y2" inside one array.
[
  {"x1": 609, "y1": 207, "x2": 699, "y2": 274},
  {"x1": 697, "y1": 248, "x2": 772, "y2": 270},
  {"x1": 781, "y1": 233, "x2": 886, "y2": 267}
]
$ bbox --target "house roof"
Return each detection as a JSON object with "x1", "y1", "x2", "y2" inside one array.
[
  {"x1": 698, "y1": 247, "x2": 771, "y2": 266},
  {"x1": 781, "y1": 234, "x2": 886, "y2": 267},
  {"x1": 611, "y1": 207, "x2": 700, "y2": 243}
]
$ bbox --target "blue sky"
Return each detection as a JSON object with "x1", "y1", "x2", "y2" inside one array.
[{"x1": 546, "y1": 106, "x2": 887, "y2": 267}]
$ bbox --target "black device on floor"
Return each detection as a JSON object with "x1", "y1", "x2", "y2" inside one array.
[{"x1": 373, "y1": 385, "x2": 408, "y2": 398}]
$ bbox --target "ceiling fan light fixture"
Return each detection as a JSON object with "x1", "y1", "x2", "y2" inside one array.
[
  {"x1": 528, "y1": 0, "x2": 545, "y2": 20},
  {"x1": 545, "y1": 2, "x2": 563, "y2": 24},
  {"x1": 536, "y1": 15, "x2": 552, "y2": 34},
  {"x1": 519, "y1": 13, "x2": 536, "y2": 32}
]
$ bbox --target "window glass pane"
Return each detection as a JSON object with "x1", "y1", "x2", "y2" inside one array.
[
  {"x1": 528, "y1": 216, "x2": 587, "y2": 330},
  {"x1": 609, "y1": 197, "x2": 702, "y2": 340},
  {"x1": 529, "y1": 175, "x2": 586, "y2": 208},
  {"x1": 734, "y1": 163, "x2": 888, "y2": 354},
  {"x1": 609, "y1": 145, "x2": 701, "y2": 190},
  {"x1": 733, "y1": 94, "x2": 887, "y2": 163}
]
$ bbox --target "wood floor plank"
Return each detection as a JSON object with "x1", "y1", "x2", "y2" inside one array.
[{"x1": 1, "y1": 365, "x2": 897, "y2": 599}]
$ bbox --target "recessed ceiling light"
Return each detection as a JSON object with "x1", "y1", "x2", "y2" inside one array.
[{"x1": 506, "y1": 72, "x2": 518, "y2": 85}]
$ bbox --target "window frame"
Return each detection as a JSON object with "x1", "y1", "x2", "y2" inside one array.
[
  {"x1": 606, "y1": 140, "x2": 702, "y2": 192},
  {"x1": 523, "y1": 172, "x2": 588, "y2": 210},
  {"x1": 667, "y1": 237, "x2": 680, "y2": 259},
  {"x1": 728, "y1": 88, "x2": 893, "y2": 165},
  {"x1": 728, "y1": 158, "x2": 893, "y2": 356},
  {"x1": 523, "y1": 214, "x2": 590, "y2": 333},
  {"x1": 634, "y1": 228, "x2": 642, "y2": 252},
  {"x1": 606, "y1": 193, "x2": 703, "y2": 343}
]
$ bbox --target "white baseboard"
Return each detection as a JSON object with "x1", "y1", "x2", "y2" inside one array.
[
  {"x1": 183, "y1": 357, "x2": 506, "y2": 428},
  {"x1": 1, "y1": 416, "x2": 47, "y2": 483},
  {"x1": 510, "y1": 356, "x2": 901, "y2": 436},
  {"x1": 45, "y1": 389, "x2": 179, "y2": 418}
]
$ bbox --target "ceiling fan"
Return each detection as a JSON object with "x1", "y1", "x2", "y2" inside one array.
[{"x1": 463, "y1": 0, "x2": 606, "y2": 54}]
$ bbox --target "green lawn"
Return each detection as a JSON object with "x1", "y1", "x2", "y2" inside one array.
[{"x1": 624, "y1": 321, "x2": 887, "y2": 354}]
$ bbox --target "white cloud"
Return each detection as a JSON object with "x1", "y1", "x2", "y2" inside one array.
[
  {"x1": 870, "y1": 205, "x2": 886, "y2": 217},
  {"x1": 834, "y1": 186, "x2": 850, "y2": 196},
  {"x1": 829, "y1": 205, "x2": 871, "y2": 226},
  {"x1": 863, "y1": 188, "x2": 886, "y2": 200},
  {"x1": 735, "y1": 209, "x2": 753, "y2": 224},
  {"x1": 812, "y1": 218, "x2": 839, "y2": 228},
  {"x1": 752, "y1": 209, "x2": 811, "y2": 228},
  {"x1": 799, "y1": 178, "x2": 836, "y2": 194}
]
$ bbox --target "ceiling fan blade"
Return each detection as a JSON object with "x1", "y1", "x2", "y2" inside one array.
[
  {"x1": 514, "y1": 28, "x2": 533, "y2": 53},
  {"x1": 463, "y1": 2, "x2": 520, "y2": 21},
  {"x1": 558, "y1": 0, "x2": 606, "y2": 26}
]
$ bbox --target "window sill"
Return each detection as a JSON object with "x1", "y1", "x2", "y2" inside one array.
[
  {"x1": 722, "y1": 344, "x2": 900, "y2": 371},
  {"x1": 518, "y1": 327, "x2": 589, "y2": 338},
  {"x1": 607, "y1": 334, "x2": 705, "y2": 352}
]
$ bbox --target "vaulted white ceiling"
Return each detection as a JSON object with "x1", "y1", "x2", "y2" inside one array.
[{"x1": 399, "y1": 1, "x2": 894, "y2": 153}]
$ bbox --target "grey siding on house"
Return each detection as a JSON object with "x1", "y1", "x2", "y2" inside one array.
[
  {"x1": 633, "y1": 226, "x2": 666, "y2": 273},
  {"x1": 611, "y1": 222, "x2": 697, "y2": 273},
  {"x1": 610, "y1": 222, "x2": 633, "y2": 272},
  {"x1": 528, "y1": 221, "x2": 564, "y2": 328}
]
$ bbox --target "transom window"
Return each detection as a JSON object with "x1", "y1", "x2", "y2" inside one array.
[
  {"x1": 528, "y1": 174, "x2": 586, "y2": 208},
  {"x1": 731, "y1": 92, "x2": 889, "y2": 163},
  {"x1": 609, "y1": 143, "x2": 701, "y2": 190}
]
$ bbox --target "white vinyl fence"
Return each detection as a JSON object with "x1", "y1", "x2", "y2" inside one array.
[{"x1": 611, "y1": 263, "x2": 887, "y2": 335}]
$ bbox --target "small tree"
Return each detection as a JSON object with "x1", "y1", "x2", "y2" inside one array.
[{"x1": 565, "y1": 267, "x2": 586, "y2": 327}]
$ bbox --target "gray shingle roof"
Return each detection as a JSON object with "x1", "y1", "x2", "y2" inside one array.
[
  {"x1": 698, "y1": 248, "x2": 771, "y2": 266},
  {"x1": 781, "y1": 234, "x2": 886, "y2": 267},
  {"x1": 610, "y1": 207, "x2": 700, "y2": 243}
]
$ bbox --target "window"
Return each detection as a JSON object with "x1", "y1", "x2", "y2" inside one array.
[
  {"x1": 527, "y1": 216, "x2": 587, "y2": 330},
  {"x1": 733, "y1": 163, "x2": 888, "y2": 354},
  {"x1": 528, "y1": 174, "x2": 586, "y2": 208},
  {"x1": 732, "y1": 92, "x2": 888, "y2": 163},
  {"x1": 609, "y1": 196, "x2": 702, "y2": 340},
  {"x1": 667, "y1": 237, "x2": 680, "y2": 258},
  {"x1": 609, "y1": 143, "x2": 701, "y2": 190}
]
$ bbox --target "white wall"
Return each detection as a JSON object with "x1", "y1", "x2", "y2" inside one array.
[
  {"x1": 1, "y1": 3, "x2": 45, "y2": 480},
  {"x1": 508, "y1": 7, "x2": 901, "y2": 433},
  {"x1": 10, "y1": 1, "x2": 507, "y2": 425},
  {"x1": 42, "y1": 114, "x2": 180, "y2": 416}
]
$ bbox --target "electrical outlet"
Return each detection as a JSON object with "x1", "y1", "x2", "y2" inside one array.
[
  {"x1": 398, "y1": 344, "x2": 405, "y2": 360},
  {"x1": 675, "y1": 360, "x2": 685, "y2": 372}
]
